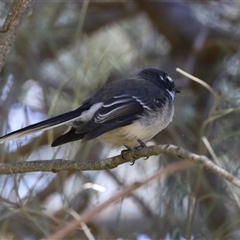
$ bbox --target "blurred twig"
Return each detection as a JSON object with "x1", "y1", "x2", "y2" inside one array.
[
  {"x1": 46, "y1": 161, "x2": 192, "y2": 240},
  {"x1": 176, "y1": 68, "x2": 217, "y2": 97},
  {"x1": 105, "y1": 169, "x2": 154, "y2": 218},
  {"x1": 0, "y1": 0, "x2": 34, "y2": 71}
]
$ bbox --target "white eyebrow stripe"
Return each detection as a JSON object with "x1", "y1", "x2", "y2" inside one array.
[{"x1": 166, "y1": 75, "x2": 173, "y2": 82}]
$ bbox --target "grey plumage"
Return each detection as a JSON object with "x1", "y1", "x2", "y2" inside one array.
[{"x1": 0, "y1": 68, "x2": 179, "y2": 148}]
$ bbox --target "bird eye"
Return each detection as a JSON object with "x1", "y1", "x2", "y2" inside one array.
[
  {"x1": 160, "y1": 73, "x2": 173, "y2": 83},
  {"x1": 154, "y1": 99, "x2": 163, "y2": 105}
]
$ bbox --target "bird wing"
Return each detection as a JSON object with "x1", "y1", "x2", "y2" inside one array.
[
  {"x1": 51, "y1": 83, "x2": 168, "y2": 147},
  {"x1": 51, "y1": 93, "x2": 154, "y2": 146},
  {"x1": 51, "y1": 127, "x2": 86, "y2": 147},
  {"x1": 79, "y1": 93, "x2": 154, "y2": 140}
]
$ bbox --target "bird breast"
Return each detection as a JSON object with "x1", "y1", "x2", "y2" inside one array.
[{"x1": 98, "y1": 100, "x2": 174, "y2": 148}]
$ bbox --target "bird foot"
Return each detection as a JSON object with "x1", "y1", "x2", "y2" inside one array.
[{"x1": 121, "y1": 139, "x2": 148, "y2": 165}]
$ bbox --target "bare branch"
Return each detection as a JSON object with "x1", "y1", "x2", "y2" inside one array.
[{"x1": 1, "y1": 144, "x2": 240, "y2": 189}]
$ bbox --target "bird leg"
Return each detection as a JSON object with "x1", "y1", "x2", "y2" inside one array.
[{"x1": 121, "y1": 139, "x2": 148, "y2": 165}]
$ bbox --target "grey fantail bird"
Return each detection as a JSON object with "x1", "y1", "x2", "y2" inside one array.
[{"x1": 0, "y1": 68, "x2": 180, "y2": 148}]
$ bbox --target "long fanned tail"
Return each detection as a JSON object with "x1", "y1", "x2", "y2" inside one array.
[{"x1": 0, "y1": 110, "x2": 82, "y2": 144}]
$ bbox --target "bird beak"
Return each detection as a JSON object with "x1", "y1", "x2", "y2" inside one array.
[{"x1": 175, "y1": 89, "x2": 181, "y2": 93}]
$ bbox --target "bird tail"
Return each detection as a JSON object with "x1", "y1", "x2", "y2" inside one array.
[{"x1": 0, "y1": 109, "x2": 82, "y2": 144}]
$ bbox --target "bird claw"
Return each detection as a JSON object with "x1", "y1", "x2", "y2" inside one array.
[
  {"x1": 121, "y1": 139, "x2": 148, "y2": 165},
  {"x1": 137, "y1": 139, "x2": 147, "y2": 148},
  {"x1": 134, "y1": 139, "x2": 148, "y2": 160}
]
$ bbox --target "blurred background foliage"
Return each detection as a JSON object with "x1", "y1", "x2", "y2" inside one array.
[{"x1": 0, "y1": 1, "x2": 240, "y2": 239}]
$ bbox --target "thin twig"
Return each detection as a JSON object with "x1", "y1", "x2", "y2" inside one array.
[
  {"x1": 176, "y1": 68, "x2": 217, "y2": 97},
  {"x1": 46, "y1": 161, "x2": 192, "y2": 240},
  {"x1": 105, "y1": 169, "x2": 154, "y2": 217}
]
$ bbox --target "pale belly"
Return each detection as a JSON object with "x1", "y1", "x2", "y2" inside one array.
[{"x1": 98, "y1": 103, "x2": 174, "y2": 148}]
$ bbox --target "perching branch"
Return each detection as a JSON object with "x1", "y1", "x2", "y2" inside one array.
[{"x1": 1, "y1": 144, "x2": 240, "y2": 188}]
